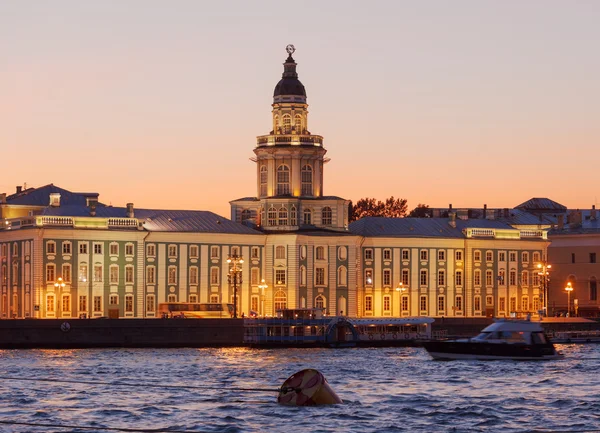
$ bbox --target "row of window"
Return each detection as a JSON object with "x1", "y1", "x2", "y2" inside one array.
[
  {"x1": 46, "y1": 241, "x2": 135, "y2": 256},
  {"x1": 571, "y1": 252, "x2": 597, "y2": 264},
  {"x1": 45, "y1": 294, "x2": 134, "y2": 313},
  {"x1": 364, "y1": 248, "x2": 543, "y2": 263},
  {"x1": 146, "y1": 244, "x2": 259, "y2": 260},
  {"x1": 273, "y1": 113, "x2": 305, "y2": 135},
  {"x1": 259, "y1": 206, "x2": 333, "y2": 226},
  {"x1": 364, "y1": 268, "x2": 551, "y2": 288},
  {"x1": 46, "y1": 263, "x2": 135, "y2": 284},
  {"x1": 0, "y1": 242, "x2": 29, "y2": 257},
  {"x1": 364, "y1": 294, "x2": 541, "y2": 314},
  {"x1": 260, "y1": 164, "x2": 313, "y2": 196},
  {"x1": 0, "y1": 263, "x2": 31, "y2": 284}
]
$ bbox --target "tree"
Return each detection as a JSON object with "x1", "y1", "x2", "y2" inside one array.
[
  {"x1": 350, "y1": 196, "x2": 408, "y2": 222},
  {"x1": 408, "y1": 204, "x2": 431, "y2": 218}
]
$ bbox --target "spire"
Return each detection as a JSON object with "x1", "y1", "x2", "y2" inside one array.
[{"x1": 282, "y1": 44, "x2": 298, "y2": 79}]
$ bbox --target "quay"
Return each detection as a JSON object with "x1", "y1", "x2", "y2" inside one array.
[{"x1": 0, "y1": 315, "x2": 598, "y2": 349}]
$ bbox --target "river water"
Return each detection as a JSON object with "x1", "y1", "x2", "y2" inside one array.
[{"x1": 0, "y1": 344, "x2": 598, "y2": 433}]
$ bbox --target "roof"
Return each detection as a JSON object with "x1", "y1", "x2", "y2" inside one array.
[
  {"x1": 231, "y1": 196, "x2": 348, "y2": 203},
  {"x1": 349, "y1": 217, "x2": 515, "y2": 238},
  {"x1": 41, "y1": 206, "x2": 262, "y2": 235},
  {"x1": 5, "y1": 184, "x2": 100, "y2": 206},
  {"x1": 514, "y1": 198, "x2": 567, "y2": 212}
]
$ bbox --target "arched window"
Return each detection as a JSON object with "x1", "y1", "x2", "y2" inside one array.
[
  {"x1": 260, "y1": 166, "x2": 268, "y2": 196},
  {"x1": 338, "y1": 266, "x2": 347, "y2": 286},
  {"x1": 321, "y1": 207, "x2": 332, "y2": 225},
  {"x1": 301, "y1": 165, "x2": 312, "y2": 196},
  {"x1": 290, "y1": 206, "x2": 297, "y2": 226},
  {"x1": 267, "y1": 207, "x2": 277, "y2": 226},
  {"x1": 303, "y1": 208, "x2": 312, "y2": 225},
  {"x1": 338, "y1": 246, "x2": 347, "y2": 261},
  {"x1": 315, "y1": 246, "x2": 325, "y2": 260},
  {"x1": 276, "y1": 165, "x2": 290, "y2": 195},
  {"x1": 275, "y1": 246, "x2": 286, "y2": 259},
  {"x1": 278, "y1": 206, "x2": 288, "y2": 225},
  {"x1": 282, "y1": 115, "x2": 292, "y2": 134},
  {"x1": 315, "y1": 295, "x2": 325, "y2": 309},
  {"x1": 300, "y1": 266, "x2": 307, "y2": 286},
  {"x1": 486, "y1": 270, "x2": 493, "y2": 286},
  {"x1": 455, "y1": 270, "x2": 463, "y2": 286},
  {"x1": 274, "y1": 290, "x2": 287, "y2": 311},
  {"x1": 474, "y1": 270, "x2": 481, "y2": 286},
  {"x1": 294, "y1": 114, "x2": 303, "y2": 133},
  {"x1": 438, "y1": 270, "x2": 445, "y2": 286}
]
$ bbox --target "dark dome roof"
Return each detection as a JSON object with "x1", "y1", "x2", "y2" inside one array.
[{"x1": 273, "y1": 78, "x2": 306, "y2": 97}]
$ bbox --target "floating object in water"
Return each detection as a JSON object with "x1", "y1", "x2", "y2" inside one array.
[{"x1": 278, "y1": 369, "x2": 342, "y2": 406}]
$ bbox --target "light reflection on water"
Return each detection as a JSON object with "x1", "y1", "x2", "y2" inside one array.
[{"x1": 0, "y1": 344, "x2": 599, "y2": 432}]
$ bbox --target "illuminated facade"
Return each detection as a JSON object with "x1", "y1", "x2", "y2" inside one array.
[{"x1": 0, "y1": 47, "x2": 551, "y2": 320}]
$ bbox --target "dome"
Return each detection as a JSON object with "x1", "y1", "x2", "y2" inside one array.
[
  {"x1": 273, "y1": 52, "x2": 307, "y2": 98},
  {"x1": 274, "y1": 78, "x2": 306, "y2": 97}
]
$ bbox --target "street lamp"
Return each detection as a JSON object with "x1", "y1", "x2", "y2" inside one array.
[
  {"x1": 396, "y1": 282, "x2": 406, "y2": 316},
  {"x1": 54, "y1": 277, "x2": 65, "y2": 291},
  {"x1": 537, "y1": 262, "x2": 552, "y2": 316},
  {"x1": 227, "y1": 253, "x2": 244, "y2": 318},
  {"x1": 258, "y1": 278, "x2": 268, "y2": 317},
  {"x1": 565, "y1": 282, "x2": 573, "y2": 317}
]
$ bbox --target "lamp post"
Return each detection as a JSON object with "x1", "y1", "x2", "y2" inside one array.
[
  {"x1": 54, "y1": 277, "x2": 65, "y2": 291},
  {"x1": 396, "y1": 282, "x2": 406, "y2": 316},
  {"x1": 537, "y1": 262, "x2": 552, "y2": 316},
  {"x1": 565, "y1": 282, "x2": 573, "y2": 317},
  {"x1": 258, "y1": 278, "x2": 268, "y2": 317},
  {"x1": 227, "y1": 253, "x2": 244, "y2": 318}
]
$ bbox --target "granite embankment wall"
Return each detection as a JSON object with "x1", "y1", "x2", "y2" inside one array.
[
  {"x1": 0, "y1": 318, "x2": 244, "y2": 349},
  {"x1": 432, "y1": 317, "x2": 600, "y2": 338}
]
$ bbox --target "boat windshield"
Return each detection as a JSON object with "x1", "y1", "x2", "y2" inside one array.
[
  {"x1": 472, "y1": 330, "x2": 547, "y2": 344},
  {"x1": 472, "y1": 331, "x2": 527, "y2": 343}
]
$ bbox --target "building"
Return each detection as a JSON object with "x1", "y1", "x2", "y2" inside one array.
[{"x1": 0, "y1": 46, "x2": 550, "y2": 320}]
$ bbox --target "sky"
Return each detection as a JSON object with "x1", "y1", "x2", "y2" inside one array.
[{"x1": 2, "y1": 1, "x2": 599, "y2": 218}]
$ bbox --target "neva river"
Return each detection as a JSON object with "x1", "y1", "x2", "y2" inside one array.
[{"x1": 0, "y1": 345, "x2": 599, "y2": 433}]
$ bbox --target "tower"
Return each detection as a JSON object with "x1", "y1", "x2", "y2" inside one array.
[{"x1": 231, "y1": 45, "x2": 349, "y2": 231}]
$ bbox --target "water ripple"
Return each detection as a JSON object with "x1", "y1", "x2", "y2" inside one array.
[{"x1": 0, "y1": 346, "x2": 599, "y2": 432}]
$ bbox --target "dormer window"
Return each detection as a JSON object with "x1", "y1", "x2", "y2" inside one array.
[{"x1": 49, "y1": 193, "x2": 61, "y2": 207}]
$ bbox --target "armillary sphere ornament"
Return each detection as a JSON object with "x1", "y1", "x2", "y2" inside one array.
[{"x1": 286, "y1": 44, "x2": 296, "y2": 55}]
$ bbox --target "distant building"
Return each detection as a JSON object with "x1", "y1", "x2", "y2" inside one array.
[
  {"x1": 427, "y1": 199, "x2": 600, "y2": 317},
  {"x1": 0, "y1": 47, "x2": 551, "y2": 320}
]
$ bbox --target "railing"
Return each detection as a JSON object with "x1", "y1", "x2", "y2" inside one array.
[
  {"x1": 256, "y1": 134, "x2": 323, "y2": 146},
  {"x1": 520, "y1": 230, "x2": 546, "y2": 239},
  {"x1": 108, "y1": 218, "x2": 139, "y2": 228},
  {"x1": 37, "y1": 216, "x2": 74, "y2": 226}
]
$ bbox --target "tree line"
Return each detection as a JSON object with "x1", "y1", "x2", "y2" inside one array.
[{"x1": 349, "y1": 197, "x2": 431, "y2": 223}]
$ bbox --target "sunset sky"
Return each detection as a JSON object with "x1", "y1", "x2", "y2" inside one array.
[{"x1": 2, "y1": 1, "x2": 599, "y2": 218}]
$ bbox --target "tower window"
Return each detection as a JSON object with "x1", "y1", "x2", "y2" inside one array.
[
  {"x1": 303, "y1": 209, "x2": 312, "y2": 225},
  {"x1": 260, "y1": 166, "x2": 268, "y2": 196},
  {"x1": 321, "y1": 207, "x2": 332, "y2": 225},
  {"x1": 276, "y1": 165, "x2": 290, "y2": 195},
  {"x1": 282, "y1": 115, "x2": 292, "y2": 134},
  {"x1": 295, "y1": 114, "x2": 303, "y2": 133},
  {"x1": 301, "y1": 165, "x2": 313, "y2": 196},
  {"x1": 278, "y1": 207, "x2": 288, "y2": 225},
  {"x1": 268, "y1": 207, "x2": 277, "y2": 226}
]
